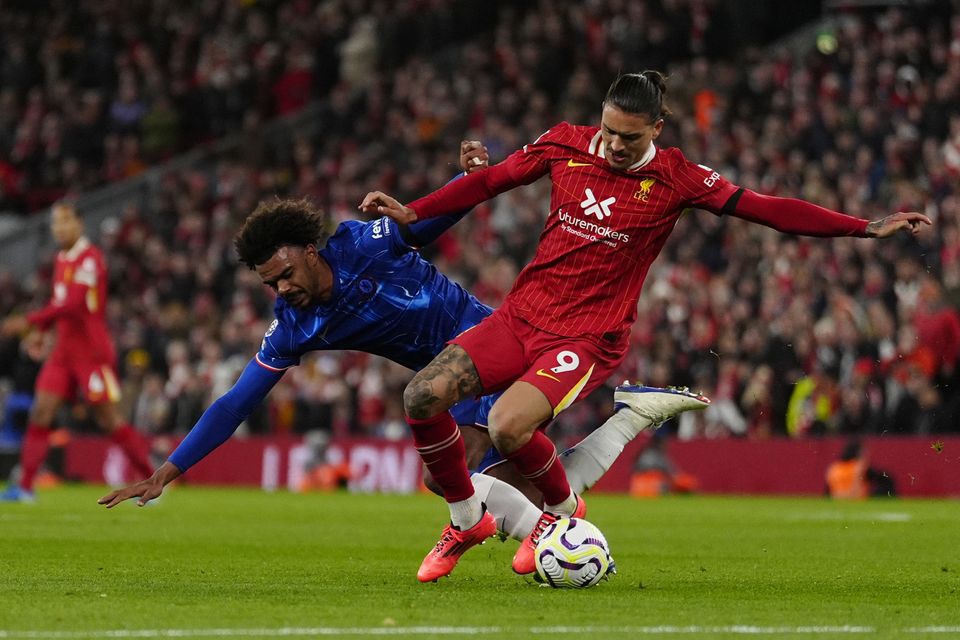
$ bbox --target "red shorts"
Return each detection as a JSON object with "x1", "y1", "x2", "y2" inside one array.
[
  {"x1": 451, "y1": 304, "x2": 627, "y2": 417},
  {"x1": 35, "y1": 359, "x2": 122, "y2": 405}
]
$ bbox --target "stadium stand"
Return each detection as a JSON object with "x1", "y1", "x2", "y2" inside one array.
[
  {"x1": 0, "y1": 0, "x2": 504, "y2": 212},
  {"x1": 0, "y1": 1, "x2": 957, "y2": 454}
]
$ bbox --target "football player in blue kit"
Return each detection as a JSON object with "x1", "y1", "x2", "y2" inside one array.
[{"x1": 98, "y1": 143, "x2": 708, "y2": 577}]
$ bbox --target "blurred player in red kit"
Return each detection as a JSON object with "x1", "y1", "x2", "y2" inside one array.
[
  {"x1": 361, "y1": 70, "x2": 932, "y2": 580},
  {"x1": 1, "y1": 202, "x2": 153, "y2": 502}
]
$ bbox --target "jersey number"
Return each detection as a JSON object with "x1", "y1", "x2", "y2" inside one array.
[{"x1": 550, "y1": 351, "x2": 580, "y2": 374}]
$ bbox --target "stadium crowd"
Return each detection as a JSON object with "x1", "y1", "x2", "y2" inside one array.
[
  {"x1": 0, "y1": 0, "x2": 500, "y2": 212},
  {"x1": 1, "y1": 0, "x2": 959, "y2": 453}
]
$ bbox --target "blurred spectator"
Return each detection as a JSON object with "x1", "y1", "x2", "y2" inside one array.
[
  {"x1": 740, "y1": 364, "x2": 776, "y2": 438},
  {"x1": 0, "y1": 1, "x2": 958, "y2": 444},
  {"x1": 298, "y1": 431, "x2": 351, "y2": 492},
  {"x1": 825, "y1": 439, "x2": 896, "y2": 499},
  {"x1": 786, "y1": 362, "x2": 842, "y2": 437},
  {"x1": 629, "y1": 432, "x2": 699, "y2": 497},
  {"x1": 0, "y1": 332, "x2": 48, "y2": 450},
  {"x1": 911, "y1": 276, "x2": 960, "y2": 379}
]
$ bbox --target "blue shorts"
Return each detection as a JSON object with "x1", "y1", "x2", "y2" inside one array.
[
  {"x1": 475, "y1": 445, "x2": 506, "y2": 474},
  {"x1": 449, "y1": 392, "x2": 505, "y2": 474},
  {"x1": 449, "y1": 394, "x2": 493, "y2": 428}
]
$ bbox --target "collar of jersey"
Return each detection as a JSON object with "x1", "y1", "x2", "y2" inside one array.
[
  {"x1": 589, "y1": 131, "x2": 657, "y2": 171},
  {"x1": 61, "y1": 236, "x2": 91, "y2": 261}
]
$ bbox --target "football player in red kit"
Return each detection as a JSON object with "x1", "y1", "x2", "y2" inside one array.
[
  {"x1": 1, "y1": 202, "x2": 154, "y2": 502},
  {"x1": 360, "y1": 70, "x2": 931, "y2": 581}
]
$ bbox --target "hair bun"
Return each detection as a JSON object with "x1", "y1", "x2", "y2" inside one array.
[{"x1": 641, "y1": 70, "x2": 667, "y2": 95}]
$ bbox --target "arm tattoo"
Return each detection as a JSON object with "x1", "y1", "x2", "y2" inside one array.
[{"x1": 404, "y1": 345, "x2": 483, "y2": 419}]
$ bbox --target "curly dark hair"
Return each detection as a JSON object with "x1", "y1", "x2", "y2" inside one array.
[{"x1": 234, "y1": 198, "x2": 332, "y2": 268}]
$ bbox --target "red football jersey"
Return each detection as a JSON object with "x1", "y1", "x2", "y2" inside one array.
[
  {"x1": 27, "y1": 237, "x2": 116, "y2": 364},
  {"x1": 412, "y1": 122, "x2": 739, "y2": 342}
]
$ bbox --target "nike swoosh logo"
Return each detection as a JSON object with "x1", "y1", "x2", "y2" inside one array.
[
  {"x1": 536, "y1": 369, "x2": 561, "y2": 382},
  {"x1": 567, "y1": 159, "x2": 591, "y2": 167}
]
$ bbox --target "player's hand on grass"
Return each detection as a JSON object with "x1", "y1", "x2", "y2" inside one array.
[
  {"x1": 98, "y1": 479, "x2": 163, "y2": 507},
  {"x1": 359, "y1": 191, "x2": 417, "y2": 224},
  {"x1": 460, "y1": 140, "x2": 488, "y2": 174},
  {"x1": 98, "y1": 462, "x2": 181, "y2": 508},
  {"x1": 865, "y1": 211, "x2": 932, "y2": 238}
]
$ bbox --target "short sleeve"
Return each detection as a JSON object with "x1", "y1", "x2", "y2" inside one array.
[
  {"x1": 255, "y1": 317, "x2": 302, "y2": 371},
  {"x1": 73, "y1": 255, "x2": 99, "y2": 287},
  {"x1": 500, "y1": 122, "x2": 573, "y2": 184},
  {"x1": 673, "y1": 155, "x2": 741, "y2": 214},
  {"x1": 340, "y1": 218, "x2": 409, "y2": 257}
]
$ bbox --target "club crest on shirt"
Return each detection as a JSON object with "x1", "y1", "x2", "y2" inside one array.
[
  {"x1": 633, "y1": 178, "x2": 656, "y2": 202},
  {"x1": 355, "y1": 275, "x2": 378, "y2": 303}
]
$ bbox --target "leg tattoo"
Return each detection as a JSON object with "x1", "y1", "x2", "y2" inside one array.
[{"x1": 404, "y1": 345, "x2": 483, "y2": 419}]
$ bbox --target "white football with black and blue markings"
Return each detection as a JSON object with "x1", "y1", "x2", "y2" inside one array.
[{"x1": 534, "y1": 517, "x2": 615, "y2": 588}]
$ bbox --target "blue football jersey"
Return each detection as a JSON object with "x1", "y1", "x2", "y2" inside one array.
[
  {"x1": 168, "y1": 205, "x2": 498, "y2": 475},
  {"x1": 256, "y1": 216, "x2": 495, "y2": 428},
  {"x1": 256, "y1": 217, "x2": 492, "y2": 372}
]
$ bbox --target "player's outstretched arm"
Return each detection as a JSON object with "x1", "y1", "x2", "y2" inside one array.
[
  {"x1": 24, "y1": 273, "x2": 97, "y2": 330},
  {"x1": 864, "y1": 211, "x2": 932, "y2": 238},
  {"x1": 359, "y1": 192, "x2": 418, "y2": 224},
  {"x1": 98, "y1": 461, "x2": 181, "y2": 508},
  {"x1": 97, "y1": 358, "x2": 283, "y2": 509},
  {"x1": 0, "y1": 315, "x2": 29, "y2": 337},
  {"x1": 725, "y1": 189, "x2": 933, "y2": 238}
]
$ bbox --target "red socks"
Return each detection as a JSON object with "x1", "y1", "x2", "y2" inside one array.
[
  {"x1": 111, "y1": 424, "x2": 154, "y2": 479},
  {"x1": 18, "y1": 424, "x2": 52, "y2": 491},
  {"x1": 505, "y1": 430, "x2": 571, "y2": 506},
  {"x1": 409, "y1": 412, "x2": 474, "y2": 503},
  {"x1": 20, "y1": 423, "x2": 152, "y2": 491}
]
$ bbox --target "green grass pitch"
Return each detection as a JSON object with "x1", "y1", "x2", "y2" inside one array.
[{"x1": 1, "y1": 486, "x2": 958, "y2": 639}]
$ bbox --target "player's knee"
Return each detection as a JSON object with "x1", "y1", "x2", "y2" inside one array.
[
  {"x1": 403, "y1": 378, "x2": 443, "y2": 420},
  {"x1": 487, "y1": 407, "x2": 534, "y2": 453}
]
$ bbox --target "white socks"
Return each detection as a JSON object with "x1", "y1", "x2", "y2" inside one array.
[
  {"x1": 559, "y1": 408, "x2": 653, "y2": 494},
  {"x1": 448, "y1": 494, "x2": 484, "y2": 530},
  {"x1": 544, "y1": 490, "x2": 578, "y2": 516},
  {"x1": 449, "y1": 408, "x2": 653, "y2": 532},
  {"x1": 470, "y1": 473, "x2": 541, "y2": 540}
]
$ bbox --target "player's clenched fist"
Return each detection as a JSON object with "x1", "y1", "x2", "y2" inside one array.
[
  {"x1": 358, "y1": 191, "x2": 418, "y2": 224},
  {"x1": 864, "y1": 211, "x2": 932, "y2": 238},
  {"x1": 460, "y1": 140, "x2": 488, "y2": 173}
]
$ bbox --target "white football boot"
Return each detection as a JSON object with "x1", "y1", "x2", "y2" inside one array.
[{"x1": 613, "y1": 382, "x2": 710, "y2": 426}]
